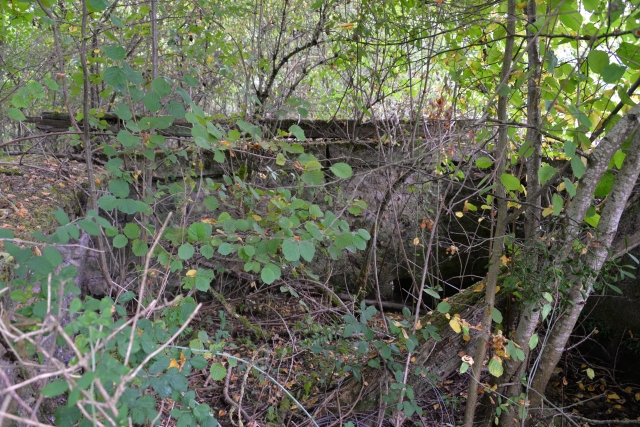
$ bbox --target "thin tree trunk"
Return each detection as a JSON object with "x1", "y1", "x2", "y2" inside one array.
[
  {"x1": 496, "y1": 1, "x2": 543, "y2": 423},
  {"x1": 528, "y1": 126, "x2": 640, "y2": 415},
  {"x1": 462, "y1": 1, "x2": 516, "y2": 425}
]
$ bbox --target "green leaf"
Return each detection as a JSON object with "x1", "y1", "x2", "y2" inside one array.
[
  {"x1": 113, "y1": 234, "x2": 128, "y2": 248},
  {"x1": 103, "y1": 66, "x2": 127, "y2": 89},
  {"x1": 209, "y1": 362, "x2": 226, "y2": 381},
  {"x1": 587, "y1": 50, "x2": 609, "y2": 74},
  {"x1": 42, "y1": 380, "x2": 69, "y2": 397},
  {"x1": 488, "y1": 356, "x2": 503, "y2": 377},
  {"x1": 77, "y1": 219, "x2": 100, "y2": 236},
  {"x1": 552, "y1": 193, "x2": 564, "y2": 216},
  {"x1": 490, "y1": 307, "x2": 503, "y2": 324},
  {"x1": 586, "y1": 367, "x2": 595, "y2": 379},
  {"x1": 571, "y1": 156, "x2": 585, "y2": 178},
  {"x1": 330, "y1": 162, "x2": 353, "y2": 179},
  {"x1": 437, "y1": 301, "x2": 450, "y2": 314},
  {"x1": 114, "y1": 103, "x2": 133, "y2": 120},
  {"x1": 184, "y1": 74, "x2": 199, "y2": 87},
  {"x1": 132, "y1": 239, "x2": 148, "y2": 257},
  {"x1": 166, "y1": 100, "x2": 186, "y2": 119},
  {"x1": 8, "y1": 108, "x2": 26, "y2": 121},
  {"x1": 460, "y1": 362, "x2": 470, "y2": 374},
  {"x1": 191, "y1": 356, "x2": 208, "y2": 370},
  {"x1": 529, "y1": 333, "x2": 539, "y2": 350},
  {"x1": 104, "y1": 45, "x2": 126, "y2": 60},
  {"x1": 203, "y1": 196, "x2": 219, "y2": 211},
  {"x1": 261, "y1": 263, "x2": 281, "y2": 284},
  {"x1": 143, "y1": 92, "x2": 162, "y2": 112},
  {"x1": 117, "y1": 129, "x2": 139, "y2": 147},
  {"x1": 109, "y1": 179, "x2": 130, "y2": 198},
  {"x1": 601, "y1": 64, "x2": 626, "y2": 84},
  {"x1": 616, "y1": 42, "x2": 640, "y2": 70},
  {"x1": 299, "y1": 241, "x2": 315, "y2": 262},
  {"x1": 151, "y1": 78, "x2": 172, "y2": 97},
  {"x1": 43, "y1": 246, "x2": 63, "y2": 267},
  {"x1": 537, "y1": 165, "x2": 557, "y2": 185},
  {"x1": 54, "y1": 209, "x2": 70, "y2": 225},
  {"x1": 301, "y1": 170, "x2": 324, "y2": 185},
  {"x1": 276, "y1": 153, "x2": 286, "y2": 166},
  {"x1": 88, "y1": 0, "x2": 109, "y2": 11},
  {"x1": 288, "y1": 125, "x2": 306, "y2": 141},
  {"x1": 594, "y1": 171, "x2": 614, "y2": 198},
  {"x1": 123, "y1": 223, "x2": 141, "y2": 239},
  {"x1": 178, "y1": 243, "x2": 195, "y2": 260},
  {"x1": 563, "y1": 178, "x2": 577, "y2": 198},
  {"x1": 475, "y1": 156, "x2": 493, "y2": 169},
  {"x1": 200, "y1": 245, "x2": 214, "y2": 259},
  {"x1": 282, "y1": 240, "x2": 301, "y2": 262},
  {"x1": 500, "y1": 173, "x2": 521, "y2": 191},
  {"x1": 218, "y1": 243, "x2": 233, "y2": 255},
  {"x1": 334, "y1": 233, "x2": 354, "y2": 249}
]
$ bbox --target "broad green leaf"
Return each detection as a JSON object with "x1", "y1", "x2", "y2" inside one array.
[
  {"x1": 330, "y1": 162, "x2": 353, "y2": 179},
  {"x1": 537, "y1": 165, "x2": 557, "y2": 185},
  {"x1": 209, "y1": 362, "x2": 226, "y2": 381},
  {"x1": 77, "y1": 219, "x2": 100, "y2": 236},
  {"x1": 151, "y1": 78, "x2": 172, "y2": 97},
  {"x1": 123, "y1": 223, "x2": 140, "y2": 239},
  {"x1": 288, "y1": 125, "x2": 306, "y2": 141},
  {"x1": 571, "y1": 156, "x2": 586, "y2": 178},
  {"x1": 276, "y1": 153, "x2": 286, "y2": 166},
  {"x1": 587, "y1": 50, "x2": 609, "y2": 74},
  {"x1": 200, "y1": 245, "x2": 214, "y2": 259},
  {"x1": 601, "y1": 64, "x2": 626, "y2": 84},
  {"x1": 437, "y1": 301, "x2": 450, "y2": 314},
  {"x1": 8, "y1": 108, "x2": 26, "y2": 121},
  {"x1": 301, "y1": 170, "x2": 323, "y2": 185},
  {"x1": 586, "y1": 368, "x2": 595, "y2": 379},
  {"x1": 563, "y1": 178, "x2": 577, "y2": 198},
  {"x1": 261, "y1": 263, "x2": 281, "y2": 284},
  {"x1": 500, "y1": 173, "x2": 521, "y2": 191},
  {"x1": 43, "y1": 246, "x2": 62, "y2": 267},
  {"x1": 109, "y1": 179, "x2": 130, "y2": 198},
  {"x1": 594, "y1": 171, "x2": 614, "y2": 198},
  {"x1": 475, "y1": 156, "x2": 493, "y2": 169},
  {"x1": 143, "y1": 92, "x2": 162, "y2": 112},
  {"x1": 552, "y1": 193, "x2": 564, "y2": 216},
  {"x1": 218, "y1": 243, "x2": 233, "y2": 255},
  {"x1": 334, "y1": 233, "x2": 354, "y2": 249},
  {"x1": 103, "y1": 66, "x2": 127, "y2": 88},
  {"x1": 488, "y1": 356, "x2": 503, "y2": 377},
  {"x1": 117, "y1": 129, "x2": 139, "y2": 147},
  {"x1": 299, "y1": 241, "x2": 315, "y2": 262},
  {"x1": 529, "y1": 333, "x2": 539, "y2": 349},
  {"x1": 584, "y1": 213, "x2": 600, "y2": 227},
  {"x1": 88, "y1": 0, "x2": 109, "y2": 11},
  {"x1": 104, "y1": 45, "x2": 126, "y2": 60},
  {"x1": 132, "y1": 239, "x2": 148, "y2": 256},
  {"x1": 114, "y1": 103, "x2": 132, "y2": 120},
  {"x1": 113, "y1": 234, "x2": 128, "y2": 248},
  {"x1": 616, "y1": 42, "x2": 640, "y2": 70},
  {"x1": 460, "y1": 362, "x2": 470, "y2": 374},
  {"x1": 184, "y1": 74, "x2": 199, "y2": 87},
  {"x1": 178, "y1": 243, "x2": 195, "y2": 260},
  {"x1": 282, "y1": 240, "x2": 301, "y2": 262},
  {"x1": 54, "y1": 209, "x2": 70, "y2": 225},
  {"x1": 490, "y1": 307, "x2": 503, "y2": 324},
  {"x1": 42, "y1": 381, "x2": 69, "y2": 397},
  {"x1": 166, "y1": 100, "x2": 186, "y2": 119},
  {"x1": 203, "y1": 196, "x2": 219, "y2": 211}
]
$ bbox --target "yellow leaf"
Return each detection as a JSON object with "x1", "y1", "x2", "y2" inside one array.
[
  {"x1": 500, "y1": 254, "x2": 510, "y2": 266},
  {"x1": 607, "y1": 393, "x2": 620, "y2": 400},
  {"x1": 450, "y1": 317, "x2": 462, "y2": 333},
  {"x1": 252, "y1": 214, "x2": 262, "y2": 221},
  {"x1": 455, "y1": 211, "x2": 464, "y2": 218},
  {"x1": 169, "y1": 359, "x2": 180, "y2": 369},
  {"x1": 542, "y1": 206, "x2": 554, "y2": 217},
  {"x1": 516, "y1": 1, "x2": 527, "y2": 9},
  {"x1": 337, "y1": 22, "x2": 355, "y2": 30},
  {"x1": 206, "y1": 56, "x2": 214, "y2": 63},
  {"x1": 473, "y1": 283, "x2": 485, "y2": 292},
  {"x1": 557, "y1": 182, "x2": 566, "y2": 192},
  {"x1": 413, "y1": 237, "x2": 420, "y2": 245},
  {"x1": 186, "y1": 269, "x2": 197, "y2": 277},
  {"x1": 415, "y1": 319, "x2": 422, "y2": 330},
  {"x1": 401, "y1": 329, "x2": 409, "y2": 339}
]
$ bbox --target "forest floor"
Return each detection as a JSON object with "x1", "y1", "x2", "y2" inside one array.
[{"x1": 1, "y1": 155, "x2": 640, "y2": 426}]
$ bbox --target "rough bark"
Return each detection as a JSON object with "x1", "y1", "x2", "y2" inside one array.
[{"x1": 528, "y1": 127, "x2": 640, "y2": 417}]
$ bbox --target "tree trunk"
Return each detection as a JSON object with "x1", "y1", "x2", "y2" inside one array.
[{"x1": 528, "y1": 126, "x2": 640, "y2": 418}]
